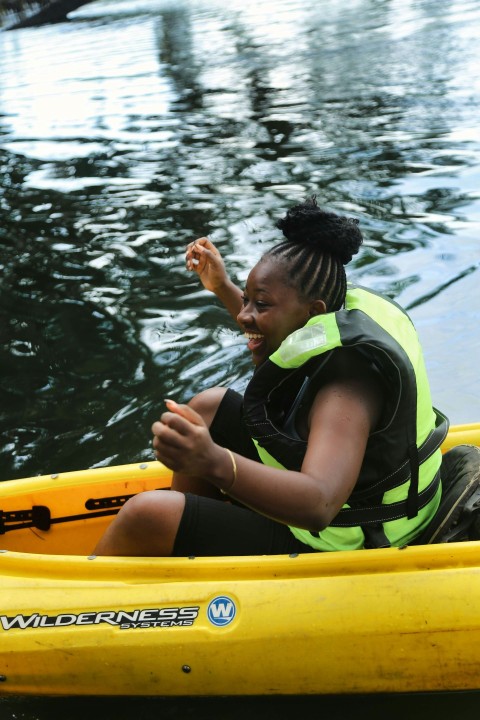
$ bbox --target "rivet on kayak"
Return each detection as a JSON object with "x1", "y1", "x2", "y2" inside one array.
[
  {"x1": 139, "y1": 464, "x2": 148, "y2": 470},
  {"x1": 87, "y1": 555, "x2": 97, "y2": 560},
  {"x1": 188, "y1": 556, "x2": 196, "y2": 560},
  {"x1": 51, "y1": 474, "x2": 59, "y2": 479},
  {"x1": 289, "y1": 553, "x2": 299, "y2": 558},
  {"x1": 0, "y1": 675, "x2": 6, "y2": 682},
  {"x1": 182, "y1": 665, "x2": 191, "y2": 674},
  {"x1": 0, "y1": 550, "x2": 7, "y2": 554}
]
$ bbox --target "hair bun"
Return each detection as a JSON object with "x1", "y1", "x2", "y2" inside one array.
[{"x1": 276, "y1": 196, "x2": 363, "y2": 265}]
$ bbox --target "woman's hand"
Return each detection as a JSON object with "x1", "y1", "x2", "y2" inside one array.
[
  {"x1": 185, "y1": 237, "x2": 229, "y2": 294},
  {"x1": 185, "y1": 236, "x2": 244, "y2": 321},
  {"x1": 152, "y1": 399, "x2": 226, "y2": 479}
]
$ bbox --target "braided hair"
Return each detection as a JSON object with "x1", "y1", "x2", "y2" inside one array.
[{"x1": 261, "y1": 197, "x2": 363, "y2": 311}]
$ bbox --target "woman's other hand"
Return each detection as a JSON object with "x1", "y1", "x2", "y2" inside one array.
[
  {"x1": 185, "y1": 237, "x2": 244, "y2": 321},
  {"x1": 152, "y1": 399, "x2": 224, "y2": 479},
  {"x1": 186, "y1": 237, "x2": 228, "y2": 294}
]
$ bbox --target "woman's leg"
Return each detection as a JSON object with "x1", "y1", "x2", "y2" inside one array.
[
  {"x1": 172, "y1": 493, "x2": 317, "y2": 557},
  {"x1": 94, "y1": 387, "x2": 262, "y2": 557},
  {"x1": 94, "y1": 489, "x2": 316, "y2": 558},
  {"x1": 94, "y1": 387, "x2": 230, "y2": 556},
  {"x1": 94, "y1": 490, "x2": 185, "y2": 557}
]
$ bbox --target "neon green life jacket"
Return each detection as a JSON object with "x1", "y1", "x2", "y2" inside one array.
[{"x1": 242, "y1": 286, "x2": 448, "y2": 551}]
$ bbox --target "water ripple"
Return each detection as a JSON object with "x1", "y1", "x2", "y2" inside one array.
[{"x1": 1, "y1": 0, "x2": 479, "y2": 484}]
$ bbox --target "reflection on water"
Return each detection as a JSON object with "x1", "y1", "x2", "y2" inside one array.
[
  {"x1": 0, "y1": 0, "x2": 480, "y2": 713},
  {"x1": 1, "y1": 0, "x2": 479, "y2": 483}
]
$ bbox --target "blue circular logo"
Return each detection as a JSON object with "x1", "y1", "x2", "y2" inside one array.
[{"x1": 207, "y1": 596, "x2": 236, "y2": 627}]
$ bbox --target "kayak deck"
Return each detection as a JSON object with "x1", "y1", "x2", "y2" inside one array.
[{"x1": 0, "y1": 461, "x2": 170, "y2": 555}]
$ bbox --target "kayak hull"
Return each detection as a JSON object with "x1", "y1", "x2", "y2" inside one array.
[
  {"x1": 2, "y1": 544, "x2": 480, "y2": 696},
  {"x1": 0, "y1": 424, "x2": 479, "y2": 697}
]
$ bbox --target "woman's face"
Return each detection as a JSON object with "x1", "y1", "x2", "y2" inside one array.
[{"x1": 237, "y1": 258, "x2": 321, "y2": 367}]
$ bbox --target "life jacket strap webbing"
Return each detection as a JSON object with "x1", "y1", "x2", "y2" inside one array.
[{"x1": 310, "y1": 468, "x2": 441, "y2": 530}]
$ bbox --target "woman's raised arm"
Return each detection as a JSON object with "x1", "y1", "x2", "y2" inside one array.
[{"x1": 186, "y1": 237, "x2": 243, "y2": 321}]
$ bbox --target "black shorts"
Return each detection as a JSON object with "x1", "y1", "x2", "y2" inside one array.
[{"x1": 172, "y1": 389, "x2": 316, "y2": 557}]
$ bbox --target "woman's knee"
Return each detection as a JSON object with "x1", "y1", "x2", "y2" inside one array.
[
  {"x1": 120, "y1": 490, "x2": 185, "y2": 536},
  {"x1": 95, "y1": 490, "x2": 185, "y2": 556},
  {"x1": 188, "y1": 387, "x2": 227, "y2": 428}
]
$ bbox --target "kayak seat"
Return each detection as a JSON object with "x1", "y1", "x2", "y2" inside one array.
[{"x1": 413, "y1": 444, "x2": 480, "y2": 545}]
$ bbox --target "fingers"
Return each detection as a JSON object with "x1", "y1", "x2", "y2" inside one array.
[
  {"x1": 151, "y1": 424, "x2": 175, "y2": 452},
  {"x1": 164, "y1": 399, "x2": 205, "y2": 426},
  {"x1": 186, "y1": 244, "x2": 207, "y2": 270},
  {"x1": 187, "y1": 237, "x2": 217, "y2": 254},
  {"x1": 151, "y1": 399, "x2": 206, "y2": 457},
  {"x1": 152, "y1": 433, "x2": 182, "y2": 468},
  {"x1": 152, "y1": 412, "x2": 190, "y2": 439},
  {"x1": 151, "y1": 418, "x2": 187, "y2": 466},
  {"x1": 151, "y1": 407, "x2": 207, "y2": 470},
  {"x1": 185, "y1": 237, "x2": 220, "y2": 271},
  {"x1": 186, "y1": 245, "x2": 204, "y2": 271}
]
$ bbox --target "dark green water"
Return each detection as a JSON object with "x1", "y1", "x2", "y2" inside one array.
[
  {"x1": 1, "y1": 0, "x2": 480, "y2": 715},
  {"x1": 3, "y1": 691, "x2": 480, "y2": 720}
]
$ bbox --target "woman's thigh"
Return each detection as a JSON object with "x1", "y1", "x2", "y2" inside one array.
[{"x1": 172, "y1": 493, "x2": 316, "y2": 557}]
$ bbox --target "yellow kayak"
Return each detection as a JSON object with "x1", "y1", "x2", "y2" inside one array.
[{"x1": 0, "y1": 423, "x2": 479, "y2": 697}]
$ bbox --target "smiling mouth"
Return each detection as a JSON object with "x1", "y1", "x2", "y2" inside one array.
[{"x1": 244, "y1": 332, "x2": 264, "y2": 352}]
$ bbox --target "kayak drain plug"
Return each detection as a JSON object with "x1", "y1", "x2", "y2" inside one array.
[{"x1": 182, "y1": 665, "x2": 191, "y2": 674}]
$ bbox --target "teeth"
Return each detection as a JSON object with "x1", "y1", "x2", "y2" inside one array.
[{"x1": 244, "y1": 332, "x2": 263, "y2": 340}]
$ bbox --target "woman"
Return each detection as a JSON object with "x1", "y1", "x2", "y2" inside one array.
[{"x1": 95, "y1": 197, "x2": 448, "y2": 557}]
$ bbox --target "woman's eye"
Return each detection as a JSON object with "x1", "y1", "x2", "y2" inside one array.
[{"x1": 241, "y1": 295, "x2": 268, "y2": 309}]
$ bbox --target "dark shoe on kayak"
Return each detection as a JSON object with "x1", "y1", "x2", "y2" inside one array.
[{"x1": 414, "y1": 444, "x2": 480, "y2": 544}]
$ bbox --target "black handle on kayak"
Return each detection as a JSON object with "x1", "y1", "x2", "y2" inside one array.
[{"x1": 0, "y1": 505, "x2": 51, "y2": 534}]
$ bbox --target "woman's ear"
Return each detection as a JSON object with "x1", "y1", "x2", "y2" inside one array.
[{"x1": 308, "y1": 299, "x2": 327, "y2": 317}]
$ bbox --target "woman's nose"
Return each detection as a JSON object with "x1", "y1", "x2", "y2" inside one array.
[{"x1": 237, "y1": 304, "x2": 251, "y2": 327}]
